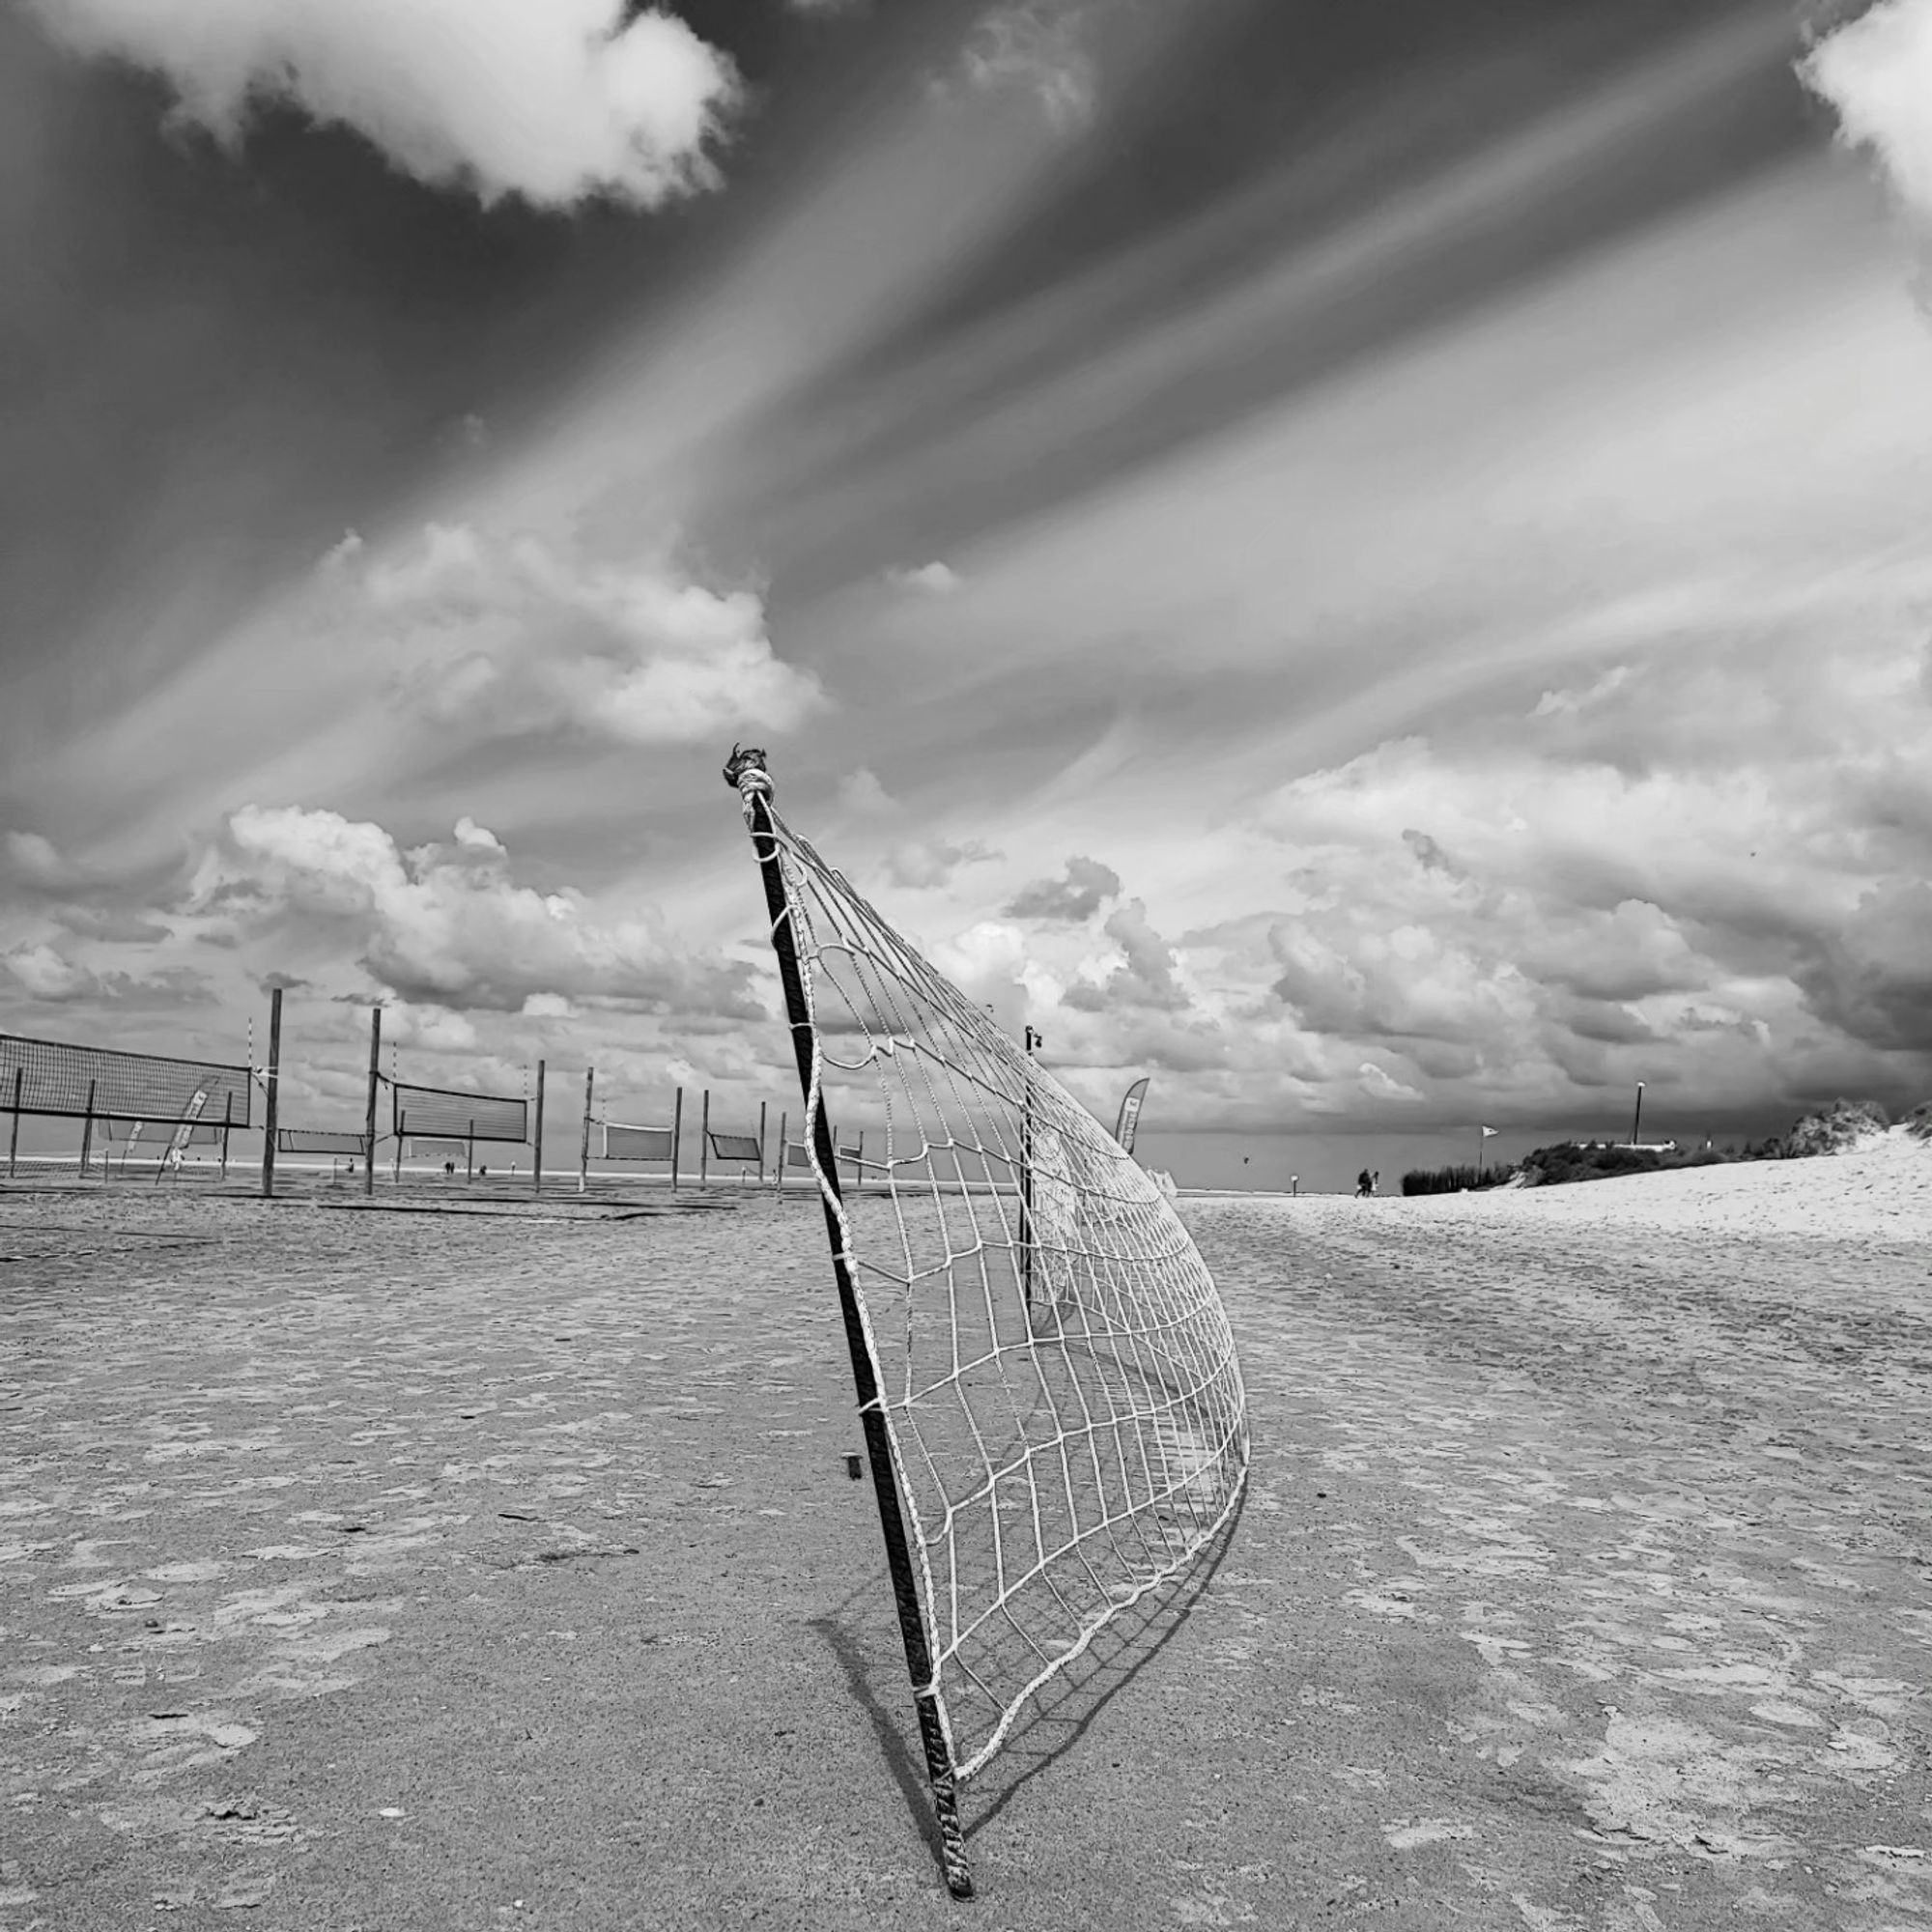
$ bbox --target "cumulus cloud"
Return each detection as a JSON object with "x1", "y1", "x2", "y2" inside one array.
[
  {"x1": 185, "y1": 804, "x2": 765, "y2": 1016},
  {"x1": 24, "y1": 0, "x2": 741, "y2": 210},
  {"x1": 1005, "y1": 854, "x2": 1121, "y2": 922},
  {"x1": 1062, "y1": 900, "x2": 1189, "y2": 1012},
  {"x1": 886, "y1": 560, "x2": 964, "y2": 596},
  {"x1": 1237, "y1": 609, "x2": 1932, "y2": 1122},
  {"x1": 4, "y1": 831, "x2": 76, "y2": 891},
  {"x1": 355, "y1": 523, "x2": 825, "y2": 749},
  {"x1": 2, "y1": 942, "x2": 99, "y2": 1001},
  {"x1": 884, "y1": 837, "x2": 1002, "y2": 891},
  {"x1": 452, "y1": 815, "x2": 504, "y2": 853},
  {"x1": 838, "y1": 768, "x2": 896, "y2": 815},
  {"x1": 1801, "y1": 1, "x2": 1932, "y2": 218}
]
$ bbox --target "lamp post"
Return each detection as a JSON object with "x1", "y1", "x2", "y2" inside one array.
[{"x1": 1631, "y1": 1081, "x2": 1645, "y2": 1149}]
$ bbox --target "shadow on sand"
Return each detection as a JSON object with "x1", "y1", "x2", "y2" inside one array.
[{"x1": 806, "y1": 1483, "x2": 1250, "y2": 1882}]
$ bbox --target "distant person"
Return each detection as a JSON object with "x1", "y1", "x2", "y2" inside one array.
[
  {"x1": 1372, "y1": 1170, "x2": 1380, "y2": 1196},
  {"x1": 444, "y1": 1160, "x2": 455, "y2": 1178},
  {"x1": 1356, "y1": 1168, "x2": 1372, "y2": 1198}
]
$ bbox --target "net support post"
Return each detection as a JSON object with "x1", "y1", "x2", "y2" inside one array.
[
  {"x1": 532, "y1": 1059, "x2": 546, "y2": 1196},
  {"x1": 580, "y1": 1065, "x2": 594, "y2": 1194},
  {"x1": 671, "y1": 1086, "x2": 683, "y2": 1192},
  {"x1": 699, "y1": 1088, "x2": 709, "y2": 1189},
  {"x1": 724, "y1": 746, "x2": 973, "y2": 1900},
  {"x1": 364, "y1": 1005, "x2": 382, "y2": 1198},
  {"x1": 220, "y1": 1090, "x2": 233, "y2": 1183},
  {"x1": 759, "y1": 1099, "x2": 768, "y2": 1186},
  {"x1": 776, "y1": 1110, "x2": 786, "y2": 1190},
  {"x1": 78, "y1": 1077, "x2": 96, "y2": 1180},
  {"x1": 261, "y1": 988, "x2": 282, "y2": 1200},
  {"x1": 8, "y1": 1065, "x2": 20, "y2": 1179}
]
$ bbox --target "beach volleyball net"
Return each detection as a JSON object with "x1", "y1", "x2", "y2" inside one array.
[
  {"x1": 1, "y1": 1031, "x2": 251, "y2": 1129},
  {"x1": 391, "y1": 1082, "x2": 526, "y2": 1145},
  {"x1": 603, "y1": 1122, "x2": 674, "y2": 1162},
  {"x1": 723, "y1": 748, "x2": 1248, "y2": 1898}
]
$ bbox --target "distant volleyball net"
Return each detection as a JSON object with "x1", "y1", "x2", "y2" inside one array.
[{"x1": 391, "y1": 1082, "x2": 526, "y2": 1145}]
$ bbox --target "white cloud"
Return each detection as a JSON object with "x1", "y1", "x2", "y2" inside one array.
[
  {"x1": 838, "y1": 768, "x2": 896, "y2": 815},
  {"x1": 956, "y1": 3, "x2": 1096, "y2": 130},
  {"x1": 1801, "y1": 1, "x2": 1932, "y2": 218},
  {"x1": 884, "y1": 837, "x2": 1001, "y2": 890},
  {"x1": 886, "y1": 560, "x2": 964, "y2": 596},
  {"x1": 3, "y1": 831, "x2": 75, "y2": 891},
  {"x1": 25, "y1": 0, "x2": 741, "y2": 210},
  {"x1": 452, "y1": 816, "x2": 504, "y2": 853},
  {"x1": 185, "y1": 803, "x2": 766, "y2": 1016},
  {"x1": 356, "y1": 523, "x2": 826, "y2": 749},
  {"x1": 2, "y1": 941, "x2": 98, "y2": 1000}
]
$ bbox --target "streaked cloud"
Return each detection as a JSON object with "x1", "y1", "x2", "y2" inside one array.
[
  {"x1": 886, "y1": 560, "x2": 964, "y2": 595},
  {"x1": 22, "y1": 0, "x2": 742, "y2": 208}
]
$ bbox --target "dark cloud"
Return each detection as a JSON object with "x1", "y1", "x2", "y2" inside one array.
[
  {"x1": 1792, "y1": 880, "x2": 1932, "y2": 1053},
  {"x1": 1005, "y1": 854, "x2": 1121, "y2": 922}
]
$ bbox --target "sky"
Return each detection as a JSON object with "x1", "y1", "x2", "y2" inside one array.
[{"x1": 4, "y1": 0, "x2": 1932, "y2": 1191}]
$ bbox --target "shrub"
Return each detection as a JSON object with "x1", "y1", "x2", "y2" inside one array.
[
  {"x1": 1402, "y1": 1161, "x2": 1519, "y2": 1196},
  {"x1": 1520, "y1": 1141, "x2": 1666, "y2": 1187},
  {"x1": 1904, "y1": 1103, "x2": 1932, "y2": 1143},
  {"x1": 1784, "y1": 1098, "x2": 1889, "y2": 1158}
]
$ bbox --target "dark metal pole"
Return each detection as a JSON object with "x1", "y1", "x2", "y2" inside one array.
[
  {"x1": 8, "y1": 1065, "x2": 20, "y2": 1179},
  {"x1": 699, "y1": 1088, "x2": 710, "y2": 1188},
  {"x1": 723, "y1": 747, "x2": 972, "y2": 1899},
  {"x1": 364, "y1": 1006, "x2": 382, "y2": 1197},
  {"x1": 261, "y1": 988, "x2": 282, "y2": 1198},
  {"x1": 671, "y1": 1086, "x2": 682, "y2": 1191},
  {"x1": 776, "y1": 1109, "x2": 786, "y2": 1190},
  {"x1": 579, "y1": 1065, "x2": 594, "y2": 1194},
  {"x1": 220, "y1": 1090, "x2": 233, "y2": 1183},
  {"x1": 1632, "y1": 1082, "x2": 1645, "y2": 1148},
  {"x1": 1021, "y1": 1026, "x2": 1041, "y2": 1310},
  {"x1": 758, "y1": 1099, "x2": 767, "y2": 1186},
  {"x1": 532, "y1": 1059, "x2": 546, "y2": 1196},
  {"x1": 78, "y1": 1078, "x2": 96, "y2": 1179}
]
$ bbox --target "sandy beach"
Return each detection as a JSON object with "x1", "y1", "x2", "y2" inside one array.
[{"x1": 2, "y1": 1147, "x2": 1928, "y2": 1929}]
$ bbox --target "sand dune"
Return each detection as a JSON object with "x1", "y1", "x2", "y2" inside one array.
[{"x1": 1409, "y1": 1126, "x2": 1932, "y2": 1240}]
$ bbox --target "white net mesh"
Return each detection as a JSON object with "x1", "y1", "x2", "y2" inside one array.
[{"x1": 742, "y1": 781, "x2": 1249, "y2": 1786}]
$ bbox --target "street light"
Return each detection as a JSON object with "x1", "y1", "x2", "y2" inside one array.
[{"x1": 1631, "y1": 1081, "x2": 1645, "y2": 1148}]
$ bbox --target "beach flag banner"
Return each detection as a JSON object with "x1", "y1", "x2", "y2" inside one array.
[
  {"x1": 160, "y1": 1091, "x2": 210, "y2": 1174},
  {"x1": 1112, "y1": 1077, "x2": 1151, "y2": 1155},
  {"x1": 724, "y1": 746, "x2": 1249, "y2": 1899}
]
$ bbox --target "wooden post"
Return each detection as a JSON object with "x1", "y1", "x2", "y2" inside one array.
[
  {"x1": 261, "y1": 987, "x2": 283, "y2": 1198},
  {"x1": 219, "y1": 1090, "x2": 233, "y2": 1183},
  {"x1": 776, "y1": 1110, "x2": 786, "y2": 1190},
  {"x1": 579, "y1": 1065, "x2": 594, "y2": 1194},
  {"x1": 699, "y1": 1089, "x2": 709, "y2": 1188},
  {"x1": 758, "y1": 1099, "x2": 768, "y2": 1186},
  {"x1": 364, "y1": 1006, "x2": 382, "y2": 1198},
  {"x1": 8, "y1": 1065, "x2": 20, "y2": 1179},
  {"x1": 532, "y1": 1059, "x2": 546, "y2": 1196},
  {"x1": 77, "y1": 1077, "x2": 97, "y2": 1179},
  {"x1": 467, "y1": 1123, "x2": 474, "y2": 1182},
  {"x1": 854, "y1": 1128, "x2": 865, "y2": 1191},
  {"x1": 670, "y1": 1086, "x2": 683, "y2": 1192}
]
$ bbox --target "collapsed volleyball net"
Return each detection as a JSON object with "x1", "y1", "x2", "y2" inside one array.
[{"x1": 723, "y1": 748, "x2": 1248, "y2": 1899}]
